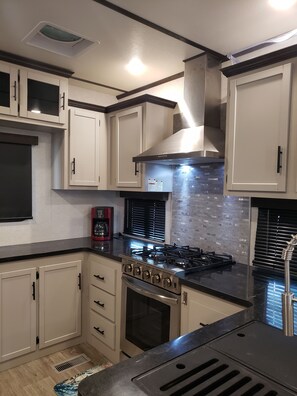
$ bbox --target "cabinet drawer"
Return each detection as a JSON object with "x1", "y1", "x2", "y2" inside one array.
[
  {"x1": 90, "y1": 285, "x2": 115, "y2": 322},
  {"x1": 90, "y1": 260, "x2": 116, "y2": 295},
  {"x1": 90, "y1": 310, "x2": 115, "y2": 350}
]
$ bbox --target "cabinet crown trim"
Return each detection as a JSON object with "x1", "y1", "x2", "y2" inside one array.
[
  {"x1": 0, "y1": 50, "x2": 74, "y2": 78},
  {"x1": 221, "y1": 44, "x2": 297, "y2": 77}
]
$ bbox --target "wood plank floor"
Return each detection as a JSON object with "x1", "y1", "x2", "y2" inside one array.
[{"x1": 0, "y1": 344, "x2": 111, "y2": 395}]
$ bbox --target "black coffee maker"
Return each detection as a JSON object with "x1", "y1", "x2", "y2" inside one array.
[{"x1": 91, "y1": 207, "x2": 114, "y2": 241}]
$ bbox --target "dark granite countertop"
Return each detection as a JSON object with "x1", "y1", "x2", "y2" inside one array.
[
  {"x1": 78, "y1": 263, "x2": 296, "y2": 396},
  {"x1": 0, "y1": 235, "x2": 152, "y2": 264}
]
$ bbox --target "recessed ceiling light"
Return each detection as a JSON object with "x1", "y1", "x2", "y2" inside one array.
[
  {"x1": 269, "y1": 0, "x2": 297, "y2": 10},
  {"x1": 125, "y1": 57, "x2": 146, "y2": 75}
]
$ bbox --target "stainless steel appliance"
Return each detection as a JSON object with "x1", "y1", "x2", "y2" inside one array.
[{"x1": 120, "y1": 244, "x2": 235, "y2": 358}]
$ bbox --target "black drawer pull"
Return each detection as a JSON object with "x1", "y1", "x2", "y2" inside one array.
[
  {"x1": 94, "y1": 326, "x2": 104, "y2": 335},
  {"x1": 94, "y1": 274, "x2": 105, "y2": 281},
  {"x1": 94, "y1": 300, "x2": 105, "y2": 307},
  {"x1": 200, "y1": 322, "x2": 208, "y2": 327}
]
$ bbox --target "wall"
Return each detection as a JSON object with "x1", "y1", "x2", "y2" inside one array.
[{"x1": 170, "y1": 163, "x2": 250, "y2": 264}]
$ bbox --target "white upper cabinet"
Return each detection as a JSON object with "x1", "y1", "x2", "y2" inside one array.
[
  {"x1": 69, "y1": 108, "x2": 101, "y2": 187},
  {"x1": 108, "y1": 100, "x2": 175, "y2": 192},
  {"x1": 0, "y1": 62, "x2": 18, "y2": 117},
  {"x1": 0, "y1": 60, "x2": 68, "y2": 126},
  {"x1": 226, "y1": 63, "x2": 292, "y2": 193},
  {"x1": 19, "y1": 69, "x2": 68, "y2": 125},
  {"x1": 109, "y1": 106, "x2": 143, "y2": 188}
]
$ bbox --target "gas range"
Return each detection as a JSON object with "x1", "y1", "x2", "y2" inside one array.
[{"x1": 121, "y1": 244, "x2": 235, "y2": 295}]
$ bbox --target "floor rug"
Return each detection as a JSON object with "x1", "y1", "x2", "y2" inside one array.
[{"x1": 54, "y1": 362, "x2": 113, "y2": 396}]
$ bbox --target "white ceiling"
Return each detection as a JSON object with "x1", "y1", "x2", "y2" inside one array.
[{"x1": 1, "y1": 0, "x2": 297, "y2": 95}]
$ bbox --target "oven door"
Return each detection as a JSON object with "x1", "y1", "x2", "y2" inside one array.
[{"x1": 121, "y1": 274, "x2": 180, "y2": 358}]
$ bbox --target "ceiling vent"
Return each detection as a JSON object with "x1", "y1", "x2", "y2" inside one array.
[{"x1": 23, "y1": 22, "x2": 98, "y2": 57}]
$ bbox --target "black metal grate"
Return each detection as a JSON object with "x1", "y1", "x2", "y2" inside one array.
[
  {"x1": 253, "y1": 208, "x2": 297, "y2": 276},
  {"x1": 53, "y1": 354, "x2": 90, "y2": 373},
  {"x1": 124, "y1": 198, "x2": 165, "y2": 242}
]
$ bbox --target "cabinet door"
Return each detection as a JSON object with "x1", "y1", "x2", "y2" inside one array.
[
  {"x1": 19, "y1": 69, "x2": 68, "y2": 124},
  {"x1": 226, "y1": 64, "x2": 291, "y2": 192},
  {"x1": 39, "y1": 260, "x2": 81, "y2": 349},
  {"x1": 0, "y1": 268, "x2": 37, "y2": 362},
  {"x1": 110, "y1": 106, "x2": 143, "y2": 188},
  {"x1": 0, "y1": 62, "x2": 18, "y2": 116},
  {"x1": 180, "y1": 287, "x2": 243, "y2": 335},
  {"x1": 69, "y1": 108, "x2": 100, "y2": 187}
]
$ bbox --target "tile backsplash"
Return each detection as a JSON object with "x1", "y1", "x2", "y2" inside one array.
[{"x1": 170, "y1": 163, "x2": 250, "y2": 264}]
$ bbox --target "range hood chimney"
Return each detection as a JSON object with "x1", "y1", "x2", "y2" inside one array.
[{"x1": 133, "y1": 53, "x2": 225, "y2": 165}]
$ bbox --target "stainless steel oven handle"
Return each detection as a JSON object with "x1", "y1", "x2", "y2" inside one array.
[{"x1": 122, "y1": 275, "x2": 179, "y2": 305}]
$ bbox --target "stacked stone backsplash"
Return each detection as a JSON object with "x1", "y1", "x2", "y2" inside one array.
[{"x1": 170, "y1": 163, "x2": 250, "y2": 264}]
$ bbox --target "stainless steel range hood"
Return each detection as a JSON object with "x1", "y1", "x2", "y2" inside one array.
[{"x1": 133, "y1": 53, "x2": 225, "y2": 165}]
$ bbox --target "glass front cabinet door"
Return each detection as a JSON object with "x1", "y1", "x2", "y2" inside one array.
[
  {"x1": 19, "y1": 69, "x2": 68, "y2": 124},
  {"x1": 0, "y1": 63, "x2": 18, "y2": 116}
]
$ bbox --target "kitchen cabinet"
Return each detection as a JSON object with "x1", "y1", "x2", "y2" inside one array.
[
  {"x1": 180, "y1": 286, "x2": 244, "y2": 335},
  {"x1": 108, "y1": 102, "x2": 174, "y2": 191},
  {"x1": 0, "y1": 60, "x2": 68, "y2": 126},
  {"x1": 0, "y1": 254, "x2": 83, "y2": 367},
  {"x1": 87, "y1": 254, "x2": 121, "y2": 363},
  {"x1": 0, "y1": 268, "x2": 37, "y2": 362},
  {"x1": 0, "y1": 62, "x2": 18, "y2": 116},
  {"x1": 69, "y1": 108, "x2": 103, "y2": 187},
  {"x1": 39, "y1": 260, "x2": 82, "y2": 349},
  {"x1": 223, "y1": 58, "x2": 297, "y2": 199}
]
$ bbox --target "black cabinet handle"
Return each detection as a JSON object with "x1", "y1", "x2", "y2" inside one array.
[
  {"x1": 94, "y1": 300, "x2": 105, "y2": 307},
  {"x1": 32, "y1": 282, "x2": 36, "y2": 300},
  {"x1": 277, "y1": 145, "x2": 282, "y2": 173},
  {"x1": 94, "y1": 274, "x2": 105, "y2": 281},
  {"x1": 93, "y1": 326, "x2": 104, "y2": 335},
  {"x1": 13, "y1": 81, "x2": 17, "y2": 101},
  {"x1": 134, "y1": 162, "x2": 139, "y2": 176},
  {"x1": 61, "y1": 92, "x2": 66, "y2": 110},
  {"x1": 200, "y1": 322, "x2": 208, "y2": 327},
  {"x1": 78, "y1": 273, "x2": 82, "y2": 290},
  {"x1": 71, "y1": 158, "x2": 76, "y2": 174}
]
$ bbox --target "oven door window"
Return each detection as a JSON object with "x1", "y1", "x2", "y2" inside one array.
[{"x1": 126, "y1": 288, "x2": 170, "y2": 351}]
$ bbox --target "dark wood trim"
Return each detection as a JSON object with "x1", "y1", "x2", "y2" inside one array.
[
  {"x1": 120, "y1": 191, "x2": 169, "y2": 201},
  {"x1": 0, "y1": 132, "x2": 38, "y2": 146},
  {"x1": 221, "y1": 44, "x2": 297, "y2": 77},
  {"x1": 93, "y1": 0, "x2": 226, "y2": 61},
  {"x1": 70, "y1": 76, "x2": 127, "y2": 93},
  {"x1": 251, "y1": 197, "x2": 297, "y2": 210},
  {"x1": 0, "y1": 50, "x2": 73, "y2": 78},
  {"x1": 68, "y1": 99, "x2": 107, "y2": 113},
  {"x1": 117, "y1": 72, "x2": 184, "y2": 100},
  {"x1": 106, "y1": 94, "x2": 176, "y2": 113}
]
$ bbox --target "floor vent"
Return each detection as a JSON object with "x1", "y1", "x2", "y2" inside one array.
[{"x1": 53, "y1": 354, "x2": 90, "y2": 373}]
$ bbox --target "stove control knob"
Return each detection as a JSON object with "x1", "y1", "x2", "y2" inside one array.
[
  {"x1": 143, "y1": 270, "x2": 151, "y2": 279},
  {"x1": 125, "y1": 263, "x2": 133, "y2": 273},
  {"x1": 153, "y1": 274, "x2": 161, "y2": 284},
  {"x1": 134, "y1": 266, "x2": 141, "y2": 276},
  {"x1": 163, "y1": 277, "x2": 172, "y2": 287}
]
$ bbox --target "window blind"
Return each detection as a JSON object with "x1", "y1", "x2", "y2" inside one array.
[
  {"x1": 253, "y1": 208, "x2": 297, "y2": 276},
  {"x1": 124, "y1": 198, "x2": 165, "y2": 242}
]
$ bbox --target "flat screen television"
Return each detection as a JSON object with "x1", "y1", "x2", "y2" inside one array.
[{"x1": 0, "y1": 133, "x2": 38, "y2": 222}]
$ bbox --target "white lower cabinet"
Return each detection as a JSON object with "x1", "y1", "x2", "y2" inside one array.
[
  {"x1": 0, "y1": 268, "x2": 37, "y2": 362},
  {"x1": 87, "y1": 254, "x2": 121, "y2": 363},
  {"x1": 39, "y1": 260, "x2": 82, "y2": 349},
  {"x1": 180, "y1": 286, "x2": 244, "y2": 335},
  {"x1": 0, "y1": 255, "x2": 83, "y2": 367}
]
